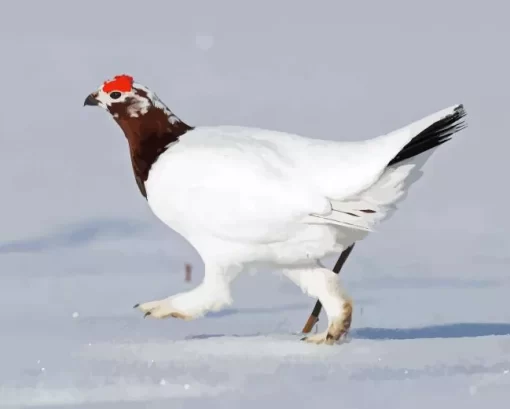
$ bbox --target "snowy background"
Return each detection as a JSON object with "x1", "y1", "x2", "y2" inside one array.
[{"x1": 1, "y1": 0, "x2": 510, "y2": 407}]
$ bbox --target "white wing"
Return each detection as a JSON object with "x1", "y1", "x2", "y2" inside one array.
[{"x1": 304, "y1": 150, "x2": 434, "y2": 232}]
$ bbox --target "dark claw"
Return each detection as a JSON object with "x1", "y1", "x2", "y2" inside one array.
[
  {"x1": 300, "y1": 336, "x2": 307, "y2": 341},
  {"x1": 144, "y1": 312, "x2": 151, "y2": 318},
  {"x1": 133, "y1": 303, "x2": 140, "y2": 308}
]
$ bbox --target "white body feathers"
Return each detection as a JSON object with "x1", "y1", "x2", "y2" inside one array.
[{"x1": 145, "y1": 105, "x2": 462, "y2": 266}]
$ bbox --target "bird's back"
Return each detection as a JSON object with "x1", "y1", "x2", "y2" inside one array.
[{"x1": 180, "y1": 124, "x2": 405, "y2": 200}]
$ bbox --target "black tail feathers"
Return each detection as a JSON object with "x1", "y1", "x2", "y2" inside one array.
[{"x1": 388, "y1": 104, "x2": 467, "y2": 167}]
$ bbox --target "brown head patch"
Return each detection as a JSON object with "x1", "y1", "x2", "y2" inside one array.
[{"x1": 105, "y1": 84, "x2": 193, "y2": 198}]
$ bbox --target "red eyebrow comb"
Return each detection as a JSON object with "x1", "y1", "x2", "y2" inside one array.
[{"x1": 102, "y1": 74, "x2": 134, "y2": 93}]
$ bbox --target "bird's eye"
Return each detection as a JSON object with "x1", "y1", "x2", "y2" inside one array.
[{"x1": 110, "y1": 91, "x2": 122, "y2": 100}]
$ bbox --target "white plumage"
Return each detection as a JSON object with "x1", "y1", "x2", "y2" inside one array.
[
  {"x1": 144, "y1": 105, "x2": 465, "y2": 341},
  {"x1": 85, "y1": 77, "x2": 466, "y2": 344},
  {"x1": 146, "y1": 105, "x2": 464, "y2": 256}
]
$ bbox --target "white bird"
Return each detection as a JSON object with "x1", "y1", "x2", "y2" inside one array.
[{"x1": 84, "y1": 74, "x2": 467, "y2": 345}]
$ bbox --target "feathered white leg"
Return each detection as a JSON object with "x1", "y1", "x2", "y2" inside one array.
[
  {"x1": 135, "y1": 264, "x2": 239, "y2": 320},
  {"x1": 282, "y1": 263, "x2": 353, "y2": 345}
]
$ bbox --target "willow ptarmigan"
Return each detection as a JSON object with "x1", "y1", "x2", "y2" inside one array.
[{"x1": 84, "y1": 74, "x2": 466, "y2": 345}]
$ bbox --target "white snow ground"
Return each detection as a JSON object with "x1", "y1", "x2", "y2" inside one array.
[
  {"x1": 0, "y1": 221, "x2": 509, "y2": 408},
  {"x1": 2, "y1": 1, "x2": 510, "y2": 407}
]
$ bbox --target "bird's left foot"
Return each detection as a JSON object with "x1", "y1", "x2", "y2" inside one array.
[
  {"x1": 301, "y1": 300, "x2": 353, "y2": 345},
  {"x1": 133, "y1": 298, "x2": 195, "y2": 320},
  {"x1": 300, "y1": 330, "x2": 349, "y2": 345}
]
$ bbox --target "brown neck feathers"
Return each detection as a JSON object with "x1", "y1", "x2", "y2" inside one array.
[{"x1": 112, "y1": 106, "x2": 193, "y2": 198}]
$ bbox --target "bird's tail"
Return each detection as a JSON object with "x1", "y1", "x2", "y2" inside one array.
[
  {"x1": 387, "y1": 104, "x2": 467, "y2": 167},
  {"x1": 307, "y1": 104, "x2": 467, "y2": 232}
]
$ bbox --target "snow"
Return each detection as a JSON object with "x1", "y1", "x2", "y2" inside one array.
[
  {"x1": 2, "y1": 0, "x2": 510, "y2": 407},
  {"x1": 195, "y1": 34, "x2": 214, "y2": 51},
  {"x1": 0, "y1": 232, "x2": 509, "y2": 408}
]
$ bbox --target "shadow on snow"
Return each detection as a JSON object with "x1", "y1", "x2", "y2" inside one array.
[
  {"x1": 0, "y1": 218, "x2": 146, "y2": 254},
  {"x1": 352, "y1": 322, "x2": 510, "y2": 340},
  {"x1": 186, "y1": 322, "x2": 510, "y2": 341}
]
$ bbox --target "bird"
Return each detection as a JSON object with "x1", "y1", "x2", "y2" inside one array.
[{"x1": 83, "y1": 74, "x2": 467, "y2": 345}]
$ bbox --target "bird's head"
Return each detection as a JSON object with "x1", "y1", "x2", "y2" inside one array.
[
  {"x1": 83, "y1": 74, "x2": 181, "y2": 123},
  {"x1": 83, "y1": 75, "x2": 193, "y2": 198}
]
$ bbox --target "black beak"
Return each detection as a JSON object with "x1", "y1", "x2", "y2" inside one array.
[{"x1": 83, "y1": 93, "x2": 99, "y2": 107}]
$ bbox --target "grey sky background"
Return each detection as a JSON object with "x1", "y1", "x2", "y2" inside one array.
[{"x1": 0, "y1": 0, "x2": 508, "y2": 278}]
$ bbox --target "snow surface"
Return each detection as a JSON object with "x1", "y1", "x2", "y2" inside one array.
[
  {"x1": 0, "y1": 223, "x2": 509, "y2": 408},
  {"x1": 2, "y1": 0, "x2": 510, "y2": 407}
]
